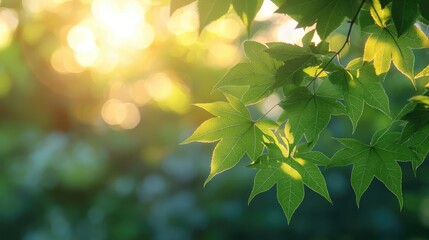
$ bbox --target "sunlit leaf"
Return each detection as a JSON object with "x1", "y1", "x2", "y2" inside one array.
[
  {"x1": 330, "y1": 60, "x2": 391, "y2": 130},
  {"x1": 214, "y1": 41, "x2": 282, "y2": 104},
  {"x1": 232, "y1": 0, "x2": 263, "y2": 34},
  {"x1": 198, "y1": 0, "x2": 231, "y2": 32},
  {"x1": 363, "y1": 24, "x2": 429, "y2": 84},
  {"x1": 249, "y1": 142, "x2": 330, "y2": 223},
  {"x1": 416, "y1": 65, "x2": 429, "y2": 79},
  {"x1": 330, "y1": 129, "x2": 416, "y2": 208},
  {"x1": 276, "y1": 0, "x2": 359, "y2": 39},
  {"x1": 183, "y1": 95, "x2": 271, "y2": 185},
  {"x1": 279, "y1": 81, "x2": 345, "y2": 146}
]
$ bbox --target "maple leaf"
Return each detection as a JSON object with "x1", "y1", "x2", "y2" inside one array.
[
  {"x1": 214, "y1": 41, "x2": 282, "y2": 104},
  {"x1": 276, "y1": 0, "x2": 359, "y2": 40},
  {"x1": 279, "y1": 81, "x2": 345, "y2": 146},
  {"x1": 330, "y1": 129, "x2": 416, "y2": 208},
  {"x1": 198, "y1": 0, "x2": 231, "y2": 32},
  {"x1": 363, "y1": 24, "x2": 429, "y2": 84},
  {"x1": 182, "y1": 95, "x2": 276, "y2": 185},
  {"x1": 329, "y1": 59, "x2": 391, "y2": 130},
  {"x1": 232, "y1": 0, "x2": 263, "y2": 34},
  {"x1": 248, "y1": 142, "x2": 331, "y2": 223}
]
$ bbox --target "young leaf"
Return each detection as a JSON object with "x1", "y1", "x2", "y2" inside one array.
[
  {"x1": 249, "y1": 143, "x2": 331, "y2": 223},
  {"x1": 276, "y1": 0, "x2": 358, "y2": 39},
  {"x1": 330, "y1": 130, "x2": 416, "y2": 208},
  {"x1": 363, "y1": 24, "x2": 429, "y2": 84},
  {"x1": 232, "y1": 0, "x2": 263, "y2": 34},
  {"x1": 198, "y1": 0, "x2": 231, "y2": 32},
  {"x1": 214, "y1": 41, "x2": 282, "y2": 104},
  {"x1": 391, "y1": 0, "x2": 418, "y2": 36},
  {"x1": 170, "y1": 0, "x2": 196, "y2": 15},
  {"x1": 279, "y1": 81, "x2": 345, "y2": 146},
  {"x1": 182, "y1": 95, "x2": 266, "y2": 185}
]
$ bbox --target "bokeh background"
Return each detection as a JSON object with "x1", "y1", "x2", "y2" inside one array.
[{"x1": 0, "y1": 0, "x2": 428, "y2": 239}]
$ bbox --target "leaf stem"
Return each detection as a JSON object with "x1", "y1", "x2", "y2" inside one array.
[{"x1": 306, "y1": 0, "x2": 367, "y2": 88}]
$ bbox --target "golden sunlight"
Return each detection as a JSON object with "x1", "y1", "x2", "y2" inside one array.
[
  {"x1": 101, "y1": 99, "x2": 141, "y2": 129},
  {"x1": 0, "y1": 8, "x2": 18, "y2": 49}
]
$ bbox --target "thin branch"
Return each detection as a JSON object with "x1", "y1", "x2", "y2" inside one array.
[
  {"x1": 256, "y1": 101, "x2": 281, "y2": 122},
  {"x1": 306, "y1": 0, "x2": 367, "y2": 88}
]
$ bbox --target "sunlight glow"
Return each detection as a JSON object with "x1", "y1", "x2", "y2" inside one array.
[
  {"x1": 207, "y1": 43, "x2": 240, "y2": 68},
  {"x1": 280, "y1": 162, "x2": 302, "y2": 180},
  {"x1": 51, "y1": 47, "x2": 84, "y2": 73},
  {"x1": 101, "y1": 99, "x2": 141, "y2": 129},
  {"x1": 146, "y1": 73, "x2": 174, "y2": 101},
  {"x1": 168, "y1": 5, "x2": 199, "y2": 35},
  {"x1": 260, "y1": 94, "x2": 283, "y2": 120},
  {"x1": 91, "y1": 0, "x2": 153, "y2": 50},
  {"x1": 67, "y1": 25, "x2": 97, "y2": 53},
  {"x1": 131, "y1": 80, "x2": 152, "y2": 106},
  {"x1": 0, "y1": 8, "x2": 18, "y2": 49},
  {"x1": 277, "y1": 19, "x2": 305, "y2": 44},
  {"x1": 22, "y1": 0, "x2": 70, "y2": 13},
  {"x1": 255, "y1": 1, "x2": 278, "y2": 21}
]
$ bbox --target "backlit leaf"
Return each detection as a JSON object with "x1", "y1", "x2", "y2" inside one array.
[
  {"x1": 232, "y1": 0, "x2": 263, "y2": 34},
  {"x1": 276, "y1": 0, "x2": 359, "y2": 39},
  {"x1": 279, "y1": 81, "x2": 345, "y2": 146},
  {"x1": 198, "y1": 0, "x2": 231, "y2": 32},
  {"x1": 330, "y1": 129, "x2": 416, "y2": 208},
  {"x1": 214, "y1": 41, "x2": 282, "y2": 104},
  {"x1": 249, "y1": 142, "x2": 330, "y2": 223},
  {"x1": 363, "y1": 24, "x2": 429, "y2": 84},
  {"x1": 183, "y1": 95, "x2": 268, "y2": 185}
]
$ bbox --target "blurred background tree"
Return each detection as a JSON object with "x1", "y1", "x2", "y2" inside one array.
[{"x1": 0, "y1": 0, "x2": 428, "y2": 239}]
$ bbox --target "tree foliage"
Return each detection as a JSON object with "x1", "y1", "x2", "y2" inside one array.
[{"x1": 176, "y1": 0, "x2": 429, "y2": 222}]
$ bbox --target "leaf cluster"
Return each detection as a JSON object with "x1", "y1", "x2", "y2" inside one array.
[{"x1": 177, "y1": 0, "x2": 429, "y2": 222}]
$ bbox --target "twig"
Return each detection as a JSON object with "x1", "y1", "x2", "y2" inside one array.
[{"x1": 306, "y1": 0, "x2": 367, "y2": 88}]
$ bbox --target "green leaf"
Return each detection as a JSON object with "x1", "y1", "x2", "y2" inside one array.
[
  {"x1": 330, "y1": 60, "x2": 391, "y2": 130},
  {"x1": 363, "y1": 24, "x2": 429, "y2": 84},
  {"x1": 249, "y1": 143, "x2": 330, "y2": 223},
  {"x1": 406, "y1": 125, "x2": 429, "y2": 171},
  {"x1": 416, "y1": 65, "x2": 429, "y2": 79},
  {"x1": 419, "y1": 0, "x2": 429, "y2": 22},
  {"x1": 279, "y1": 82, "x2": 345, "y2": 146},
  {"x1": 198, "y1": 0, "x2": 231, "y2": 32},
  {"x1": 214, "y1": 41, "x2": 282, "y2": 104},
  {"x1": 232, "y1": 0, "x2": 263, "y2": 34},
  {"x1": 330, "y1": 131, "x2": 417, "y2": 208},
  {"x1": 249, "y1": 168, "x2": 277, "y2": 203},
  {"x1": 170, "y1": 0, "x2": 196, "y2": 15},
  {"x1": 379, "y1": 0, "x2": 392, "y2": 8},
  {"x1": 265, "y1": 43, "x2": 315, "y2": 62},
  {"x1": 370, "y1": 0, "x2": 391, "y2": 27},
  {"x1": 391, "y1": 0, "x2": 418, "y2": 36},
  {"x1": 182, "y1": 95, "x2": 266, "y2": 185},
  {"x1": 276, "y1": 0, "x2": 358, "y2": 39}
]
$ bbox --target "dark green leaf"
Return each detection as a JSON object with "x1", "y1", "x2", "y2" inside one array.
[{"x1": 391, "y1": 0, "x2": 418, "y2": 36}]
